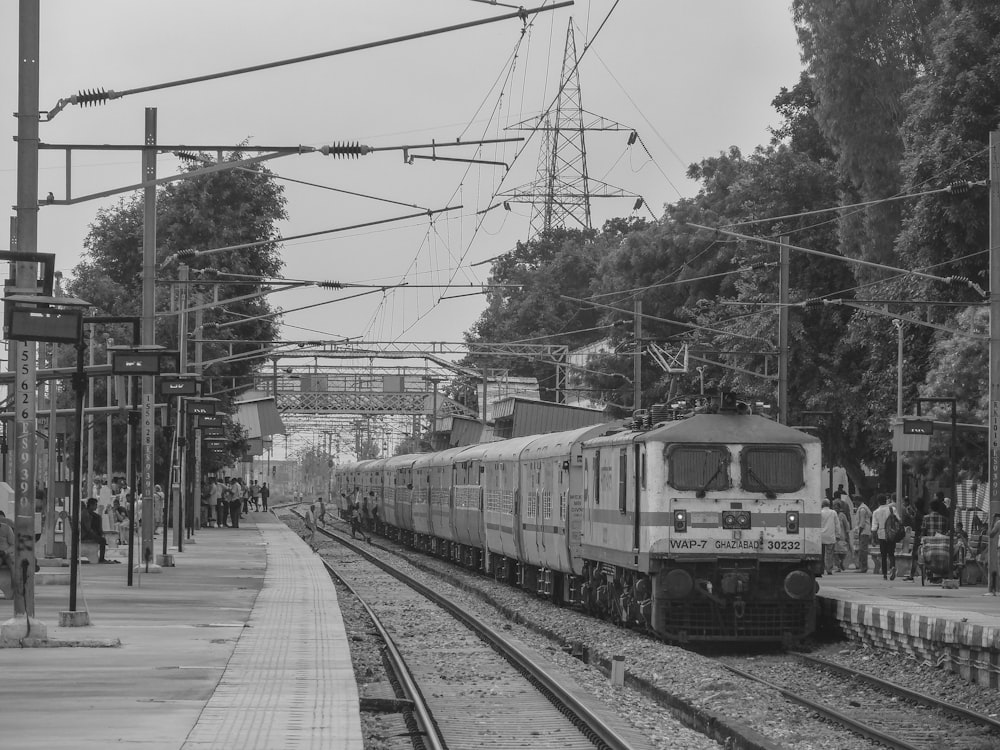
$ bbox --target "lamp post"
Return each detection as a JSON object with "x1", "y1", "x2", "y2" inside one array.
[{"x1": 914, "y1": 397, "x2": 958, "y2": 581}]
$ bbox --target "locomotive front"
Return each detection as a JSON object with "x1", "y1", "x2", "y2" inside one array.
[{"x1": 642, "y1": 411, "x2": 823, "y2": 643}]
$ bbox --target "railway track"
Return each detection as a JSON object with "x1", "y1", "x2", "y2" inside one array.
[
  {"x1": 307, "y1": 515, "x2": 652, "y2": 750},
  {"x1": 287, "y1": 508, "x2": 1000, "y2": 750},
  {"x1": 719, "y1": 652, "x2": 1000, "y2": 750}
]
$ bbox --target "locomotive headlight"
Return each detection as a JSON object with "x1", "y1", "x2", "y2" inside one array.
[
  {"x1": 673, "y1": 510, "x2": 688, "y2": 533},
  {"x1": 785, "y1": 511, "x2": 800, "y2": 534},
  {"x1": 722, "y1": 510, "x2": 751, "y2": 529}
]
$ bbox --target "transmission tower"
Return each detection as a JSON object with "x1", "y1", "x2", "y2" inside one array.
[{"x1": 501, "y1": 19, "x2": 638, "y2": 238}]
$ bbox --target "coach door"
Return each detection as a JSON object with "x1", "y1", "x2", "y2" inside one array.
[{"x1": 633, "y1": 443, "x2": 643, "y2": 551}]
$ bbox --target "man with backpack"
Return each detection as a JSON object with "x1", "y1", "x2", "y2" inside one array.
[{"x1": 872, "y1": 494, "x2": 903, "y2": 580}]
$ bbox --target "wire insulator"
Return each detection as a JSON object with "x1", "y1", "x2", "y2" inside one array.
[
  {"x1": 317, "y1": 280, "x2": 344, "y2": 290},
  {"x1": 318, "y1": 142, "x2": 372, "y2": 158},
  {"x1": 72, "y1": 88, "x2": 111, "y2": 107},
  {"x1": 947, "y1": 181, "x2": 972, "y2": 195},
  {"x1": 176, "y1": 249, "x2": 198, "y2": 260}
]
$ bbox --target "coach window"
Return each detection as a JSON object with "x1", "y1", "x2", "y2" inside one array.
[
  {"x1": 741, "y1": 445, "x2": 804, "y2": 495},
  {"x1": 665, "y1": 445, "x2": 731, "y2": 491}
]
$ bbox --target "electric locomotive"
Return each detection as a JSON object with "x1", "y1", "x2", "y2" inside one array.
[{"x1": 576, "y1": 398, "x2": 822, "y2": 643}]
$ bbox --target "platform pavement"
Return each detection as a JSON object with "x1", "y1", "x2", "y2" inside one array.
[
  {"x1": 0, "y1": 513, "x2": 363, "y2": 750},
  {"x1": 817, "y1": 566, "x2": 1000, "y2": 687}
]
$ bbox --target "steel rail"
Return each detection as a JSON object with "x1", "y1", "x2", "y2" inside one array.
[
  {"x1": 721, "y1": 663, "x2": 921, "y2": 750},
  {"x1": 318, "y1": 557, "x2": 446, "y2": 750},
  {"x1": 795, "y1": 653, "x2": 1000, "y2": 733},
  {"x1": 300, "y1": 513, "x2": 638, "y2": 750}
]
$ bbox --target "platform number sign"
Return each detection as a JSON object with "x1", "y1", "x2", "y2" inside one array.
[
  {"x1": 142, "y1": 391, "x2": 155, "y2": 514},
  {"x1": 16, "y1": 341, "x2": 36, "y2": 521}
]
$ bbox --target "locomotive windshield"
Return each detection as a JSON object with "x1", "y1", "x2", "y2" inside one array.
[
  {"x1": 740, "y1": 446, "x2": 805, "y2": 493},
  {"x1": 665, "y1": 445, "x2": 731, "y2": 491}
]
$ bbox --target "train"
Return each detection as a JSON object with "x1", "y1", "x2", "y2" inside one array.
[{"x1": 332, "y1": 394, "x2": 824, "y2": 644}]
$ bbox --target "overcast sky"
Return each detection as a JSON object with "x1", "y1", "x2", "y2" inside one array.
[
  {"x1": 2, "y1": 1, "x2": 803, "y2": 340},
  {"x1": 2, "y1": 1, "x2": 804, "y2": 455}
]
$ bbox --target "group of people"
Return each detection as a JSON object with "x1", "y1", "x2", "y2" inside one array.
[
  {"x1": 820, "y1": 484, "x2": 1000, "y2": 591},
  {"x1": 302, "y1": 489, "x2": 380, "y2": 549},
  {"x1": 205, "y1": 477, "x2": 270, "y2": 529}
]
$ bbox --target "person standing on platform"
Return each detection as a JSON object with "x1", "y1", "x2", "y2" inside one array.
[
  {"x1": 83, "y1": 497, "x2": 110, "y2": 563},
  {"x1": 316, "y1": 496, "x2": 326, "y2": 526},
  {"x1": 853, "y1": 496, "x2": 872, "y2": 572},
  {"x1": 903, "y1": 500, "x2": 925, "y2": 581},
  {"x1": 833, "y1": 491, "x2": 853, "y2": 532},
  {"x1": 206, "y1": 477, "x2": 220, "y2": 528},
  {"x1": 229, "y1": 480, "x2": 242, "y2": 529},
  {"x1": 834, "y1": 505, "x2": 853, "y2": 571},
  {"x1": 871, "y1": 494, "x2": 900, "y2": 580},
  {"x1": 250, "y1": 480, "x2": 261, "y2": 512},
  {"x1": 820, "y1": 499, "x2": 838, "y2": 575},
  {"x1": 260, "y1": 482, "x2": 270, "y2": 512},
  {"x1": 153, "y1": 484, "x2": 165, "y2": 534},
  {"x1": 219, "y1": 479, "x2": 233, "y2": 528}
]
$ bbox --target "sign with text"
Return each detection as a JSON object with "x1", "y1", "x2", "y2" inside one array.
[
  {"x1": 196, "y1": 414, "x2": 223, "y2": 427},
  {"x1": 112, "y1": 350, "x2": 179, "y2": 376},
  {"x1": 159, "y1": 377, "x2": 199, "y2": 396},
  {"x1": 902, "y1": 419, "x2": 934, "y2": 435},
  {"x1": 5, "y1": 308, "x2": 82, "y2": 343},
  {"x1": 186, "y1": 401, "x2": 216, "y2": 416}
]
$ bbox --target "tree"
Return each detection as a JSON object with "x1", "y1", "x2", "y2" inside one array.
[{"x1": 65, "y1": 153, "x2": 287, "y2": 483}]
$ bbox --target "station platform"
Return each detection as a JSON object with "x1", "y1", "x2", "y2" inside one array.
[
  {"x1": 817, "y1": 568, "x2": 1000, "y2": 688},
  {"x1": 0, "y1": 513, "x2": 363, "y2": 750}
]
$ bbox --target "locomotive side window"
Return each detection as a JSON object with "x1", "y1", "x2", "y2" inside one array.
[
  {"x1": 741, "y1": 446, "x2": 805, "y2": 493},
  {"x1": 618, "y1": 448, "x2": 627, "y2": 514},
  {"x1": 665, "y1": 445, "x2": 731, "y2": 491},
  {"x1": 593, "y1": 450, "x2": 601, "y2": 504}
]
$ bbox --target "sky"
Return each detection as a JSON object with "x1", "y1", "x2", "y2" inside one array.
[{"x1": 1, "y1": 1, "x2": 805, "y2": 456}]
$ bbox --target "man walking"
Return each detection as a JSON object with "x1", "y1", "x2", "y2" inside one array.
[
  {"x1": 820, "y1": 499, "x2": 838, "y2": 575},
  {"x1": 305, "y1": 503, "x2": 317, "y2": 550},
  {"x1": 853, "y1": 496, "x2": 872, "y2": 573},
  {"x1": 871, "y1": 494, "x2": 900, "y2": 580},
  {"x1": 260, "y1": 482, "x2": 270, "y2": 512}
]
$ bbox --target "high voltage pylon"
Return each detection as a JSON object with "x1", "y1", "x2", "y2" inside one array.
[{"x1": 501, "y1": 19, "x2": 639, "y2": 238}]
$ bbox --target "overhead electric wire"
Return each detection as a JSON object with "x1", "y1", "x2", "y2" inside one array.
[
  {"x1": 47, "y1": 3, "x2": 572, "y2": 118},
  {"x1": 724, "y1": 181, "x2": 986, "y2": 229}
]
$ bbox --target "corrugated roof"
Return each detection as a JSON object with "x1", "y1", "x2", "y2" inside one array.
[{"x1": 234, "y1": 392, "x2": 286, "y2": 438}]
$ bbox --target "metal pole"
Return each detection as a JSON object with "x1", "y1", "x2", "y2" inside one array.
[
  {"x1": 11, "y1": 0, "x2": 41, "y2": 621},
  {"x1": 895, "y1": 319, "x2": 904, "y2": 514},
  {"x1": 162, "y1": 397, "x2": 172, "y2": 558},
  {"x1": 68, "y1": 336, "x2": 85, "y2": 611},
  {"x1": 990, "y1": 130, "x2": 1000, "y2": 593},
  {"x1": 139, "y1": 108, "x2": 157, "y2": 569},
  {"x1": 949, "y1": 400, "x2": 957, "y2": 577},
  {"x1": 87, "y1": 327, "x2": 95, "y2": 494},
  {"x1": 778, "y1": 236, "x2": 789, "y2": 424},
  {"x1": 633, "y1": 298, "x2": 642, "y2": 412},
  {"x1": 193, "y1": 294, "x2": 203, "y2": 533},
  {"x1": 44, "y1": 343, "x2": 57, "y2": 557}
]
